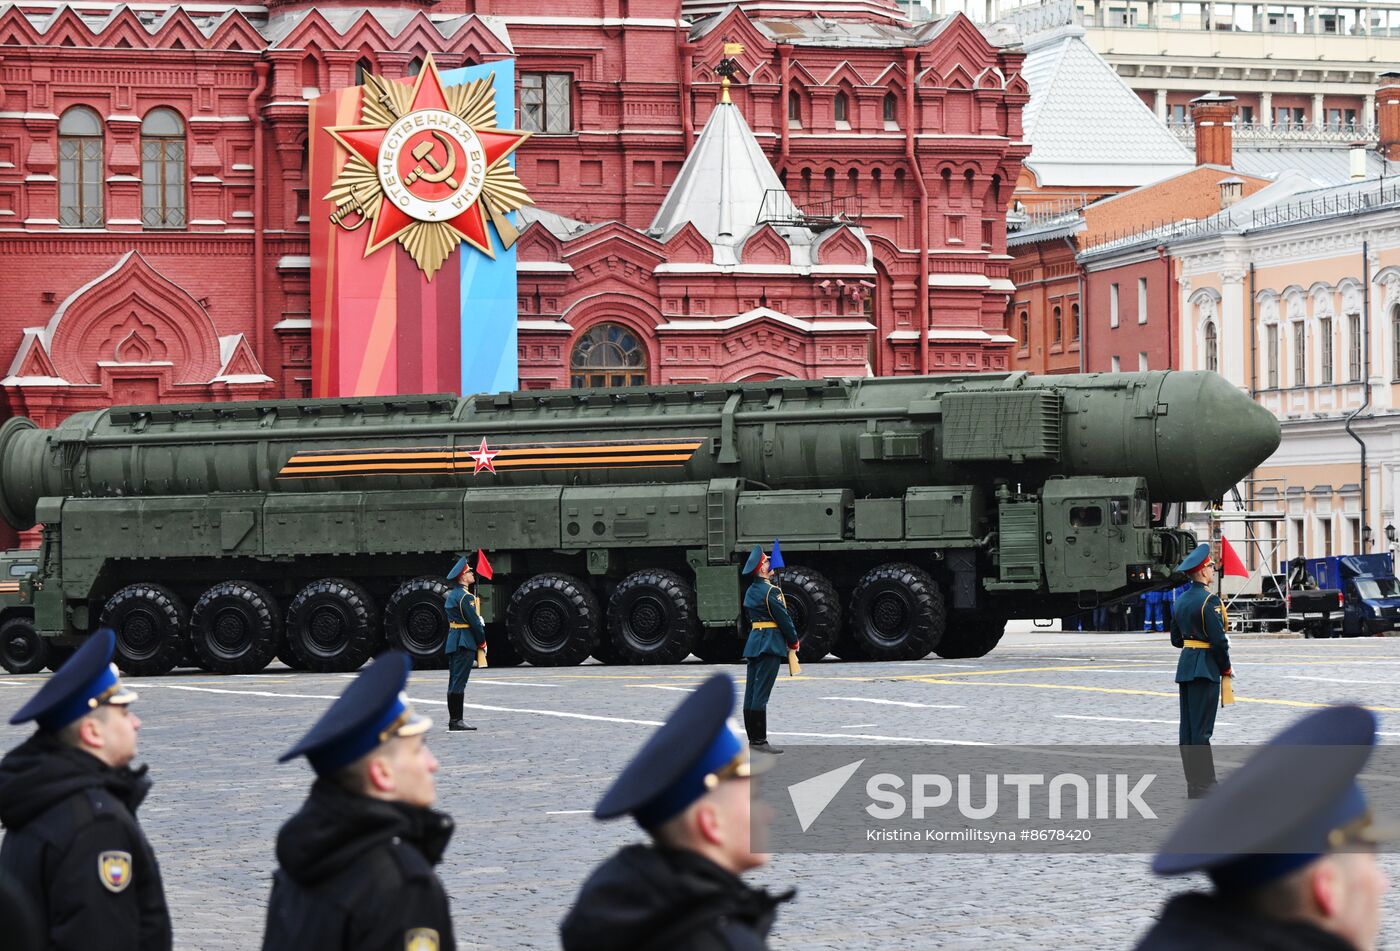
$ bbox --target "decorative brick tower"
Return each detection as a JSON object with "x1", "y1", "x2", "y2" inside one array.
[{"x1": 1190, "y1": 94, "x2": 1237, "y2": 167}]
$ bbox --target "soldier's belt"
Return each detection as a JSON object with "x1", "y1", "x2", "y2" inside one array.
[
  {"x1": 751, "y1": 621, "x2": 777, "y2": 630},
  {"x1": 449, "y1": 623, "x2": 471, "y2": 628},
  {"x1": 1182, "y1": 639, "x2": 1212, "y2": 649}
]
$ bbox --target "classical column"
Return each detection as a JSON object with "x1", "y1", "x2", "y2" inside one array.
[
  {"x1": 1155, "y1": 88, "x2": 1169, "y2": 121},
  {"x1": 1260, "y1": 90, "x2": 1273, "y2": 126},
  {"x1": 1312, "y1": 91, "x2": 1326, "y2": 126}
]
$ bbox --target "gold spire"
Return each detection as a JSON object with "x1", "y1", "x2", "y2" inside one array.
[{"x1": 719, "y1": 42, "x2": 744, "y2": 105}]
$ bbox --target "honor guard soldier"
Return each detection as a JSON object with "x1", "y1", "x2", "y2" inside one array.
[
  {"x1": 0, "y1": 629, "x2": 172, "y2": 951},
  {"x1": 1170, "y1": 542, "x2": 1233, "y2": 798},
  {"x1": 741, "y1": 542, "x2": 799, "y2": 754},
  {"x1": 444, "y1": 550, "x2": 490, "y2": 732},
  {"x1": 560, "y1": 673, "x2": 792, "y2": 951},
  {"x1": 1135, "y1": 705, "x2": 1393, "y2": 951},
  {"x1": 262, "y1": 651, "x2": 456, "y2": 951}
]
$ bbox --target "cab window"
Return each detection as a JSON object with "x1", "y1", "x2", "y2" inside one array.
[
  {"x1": 8, "y1": 563, "x2": 35, "y2": 577},
  {"x1": 1069, "y1": 505, "x2": 1103, "y2": 528}
]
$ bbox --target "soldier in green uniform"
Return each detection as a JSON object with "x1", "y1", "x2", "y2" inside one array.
[
  {"x1": 740, "y1": 543, "x2": 798, "y2": 755},
  {"x1": 1170, "y1": 542, "x2": 1234, "y2": 798},
  {"x1": 443, "y1": 551, "x2": 489, "y2": 733}
]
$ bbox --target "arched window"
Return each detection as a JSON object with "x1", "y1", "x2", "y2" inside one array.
[
  {"x1": 1392, "y1": 304, "x2": 1400, "y2": 382},
  {"x1": 355, "y1": 57, "x2": 372, "y2": 86},
  {"x1": 834, "y1": 92, "x2": 850, "y2": 128},
  {"x1": 141, "y1": 108, "x2": 185, "y2": 229},
  {"x1": 59, "y1": 106, "x2": 104, "y2": 228},
  {"x1": 883, "y1": 91, "x2": 898, "y2": 126},
  {"x1": 787, "y1": 90, "x2": 802, "y2": 128},
  {"x1": 1052, "y1": 305, "x2": 1063, "y2": 344},
  {"x1": 1348, "y1": 312, "x2": 1362, "y2": 382},
  {"x1": 1293, "y1": 321, "x2": 1307, "y2": 386},
  {"x1": 570, "y1": 323, "x2": 648, "y2": 389},
  {"x1": 1266, "y1": 323, "x2": 1280, "y2": 388},
  {"x1": 407, "y1": 56, "x2": 424, "y2": 77},
  {"x1": 1071, "y1": 302, "x2": 1081, "y2": 341},
  {"x1": 1204, "y1": 321, "x2": 1219, "y2": 373},
  {"x1": 1319, "y1": 315, "x2": 1333, "y2": 384},
  {"x1": 1018, "y1": 309, "x2": 1029, "y2": 347}
]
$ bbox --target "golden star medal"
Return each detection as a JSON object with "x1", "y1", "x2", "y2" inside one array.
[{"x1": 324, "y1": 54, "x2": 533, "y2": 279}]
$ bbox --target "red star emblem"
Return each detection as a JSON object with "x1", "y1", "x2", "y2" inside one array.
[
  {"x1": 467, "y1": 437, "x2": 499, "y2": 475},
  {"x1": 325, "y1": 57, "x2": 529, "y2": 260}
]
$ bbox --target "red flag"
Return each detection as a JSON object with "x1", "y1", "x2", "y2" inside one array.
[
  {"x1": 475, "y1": 549, "x2": 494, "y2": 581},
  {"x1": 1220, "y1": 536, "x2": 1248, "y2": 578}
]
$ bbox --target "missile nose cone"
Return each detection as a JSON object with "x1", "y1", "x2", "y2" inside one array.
[{"x1": 1156, "y1": 372, "x2": 1280, "y2": 501}]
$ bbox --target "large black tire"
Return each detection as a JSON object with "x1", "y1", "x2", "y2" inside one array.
[
  {"x1": 506, "y1": 573, "x2": 600, "y2": 667},
  {"x1": 691, "y1": 628, "x2": 744, "y2": 663},
  {"x1": 773, "y1": 567, "x2": 840, "y2": 663},
  {"x1": 936, "y1": 611, "x2": 1007, "y2": 659},
  {"x1": 605, "y1": 569, "x2": 700, "y2": 665},
  {"x1": 189, "y1": 581, "x2": 280, "y2": 674},
  {"x1": 847, "y1": 563, "x2": 945, "y2": 661},
  {"x1": 384, "y1": 578, "x2": 451, "y2": 670},
  {"x1": 0, "y1": 617, "x2": 46, "y2": 674},
  {"x1": 284, "y1": 578, "x2": 380, "y2": 673},
  {"x1": 102, "y1": 583, "x2": 188, "y2": 676}
]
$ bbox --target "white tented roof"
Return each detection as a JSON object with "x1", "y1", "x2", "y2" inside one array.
[{"x1": 1020, "y1": 26, "x2": 1192, "y2": 188}]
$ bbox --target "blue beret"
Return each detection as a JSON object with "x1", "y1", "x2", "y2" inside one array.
[
  {"x1": 595, "y1": 673, "x2": 771, "y2": 829},
  {"x1": 1154, "y1": 705, "x2": 1397, "y2": 889},
  {"x1": 9, "y1": 629, "x2": 137, "y2": 732},
  {"x1": 446, "y1": 554, "x2": 470, "y2": 582},
  {"x1": 1175, "y1": 542, "x2": 1212, "y2": 574},
  {"x1": 742, "y1": 544, "x2": 766, "y2": 575},
  {"x1": 279, "y1": 651, "x2": 430, "y2": 776}
]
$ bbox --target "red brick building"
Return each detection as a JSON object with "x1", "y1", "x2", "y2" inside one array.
[{"x1": 0, "y1": 0, "x2": 1031, "y2": 446}]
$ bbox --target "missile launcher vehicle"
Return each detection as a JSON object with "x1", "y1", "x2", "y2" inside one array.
[{"x1": 0, "y1": 370, "x2": 1280, "y2": 674}]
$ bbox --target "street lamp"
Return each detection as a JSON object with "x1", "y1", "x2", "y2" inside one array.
[{"x1": 1387, "y1": 523, "x2": 1397, "y2": 555}]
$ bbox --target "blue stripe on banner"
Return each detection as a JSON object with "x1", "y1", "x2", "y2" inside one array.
[{"x1": 441, "y1": 60, "x2": 519, "y2": 397}]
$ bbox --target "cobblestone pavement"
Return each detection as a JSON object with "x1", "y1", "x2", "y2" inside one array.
[{"x1": 5, "y1": 629, "x2": 1400, "y2": 949}]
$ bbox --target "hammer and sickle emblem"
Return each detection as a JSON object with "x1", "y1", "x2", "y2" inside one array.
[{"x1": 404, "y1": 130, "x2": 459, "y2": 189}]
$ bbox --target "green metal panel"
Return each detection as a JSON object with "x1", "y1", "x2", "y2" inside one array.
[
  {"x1": 465, "y1": 487, "x2": 562, "y2": 549},
  {"x1": 705, "y1": 479, "x2": 739, "y2": 565},
  {"x1": 736, "y1": 489, "x2": 851, "y2": 544},
  {"x1": 559, "y1": 483, "x2": 707, "y2": 548},
  {"x1": 854, "y1": 498, "x2": 904, "y2": 541},
  {"x1": 905, "y1": 486, "x2": 982, "y2": 541},
  {"x1": 360, "y1": 490, "x2": 464, "y2": 554},
  {"x1": 996, "y1": 502, "x2": 1043, "y2": 585},
  {"x1": 477, "y1": 582, "x2": 500, "y2": 623},
  {"x1": 264, "y1": 495, "x2": 365, "y2": 556},
  {"x1": 692, "y1": 562, "x2": 740, "y2": 625},
  {"x1": 942, "y1": 390, "x2": 1061, "y2": 463}
]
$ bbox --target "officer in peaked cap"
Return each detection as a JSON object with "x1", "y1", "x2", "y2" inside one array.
[
  {"x1": 443, "y1": 551, "x2": 489, "y2": 732},
  {"x1": 0, "y1": 628, "x2": 172, "y2": 951},
  {"x1": 1134, "y1": 704, "x2": 1394, "y2": 951},
  {"x1": 740, "y1": 543, "x2": 799, "y2": 754},
  {"x1": 261, "y1": 651, "x2": 457, "y2": 951},
  {"x1": 1170, "y1": 542, "x2": 1234, "y2": 798},
  {"x1": 560, "y1": 673, "x2": 792, "y2": 950}
]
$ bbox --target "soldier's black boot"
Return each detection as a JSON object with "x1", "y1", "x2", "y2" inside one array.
[
  {"x1": 750, "y1": 710, "x2": 783, "y2": 755},
  {"x1": 447, "y1": 693, "x2": 475, "y2": 732}
]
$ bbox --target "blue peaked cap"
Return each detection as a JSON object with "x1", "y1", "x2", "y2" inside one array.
[
  {"x1": 446, "y1": 553, "x2": 470, "y2": 582},
  {"x1": 742, "y1": 544, "x2": 765, "y2": 575},
  {"x1": 594, "y1": 673, "x2": 772, "y2": 830},
  {"x1": 1153, "y1": 705, "x2": 1398, "y2": 890},
  {"x1": 9, "y1": 629, "x2": 137, "y2": 732},
  {"x1": 279, "y1": 651, "x2": 431, "y2": 776},
  {"x1": 1175, "y1": 542, "x2": 1212, "y2": 574}
]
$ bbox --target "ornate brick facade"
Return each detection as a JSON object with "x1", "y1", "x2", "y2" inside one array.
[{"x1": 0, "y1": 0, "x2": 1028, "y2": 425}]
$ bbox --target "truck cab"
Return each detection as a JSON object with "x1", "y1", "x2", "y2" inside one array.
[
  {"x1": 1291, "y1": 554, "x2": 1400, "y2": 637},
  {"x1": 0, "y1": 548, "x2": 44, "y2": 673}
]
